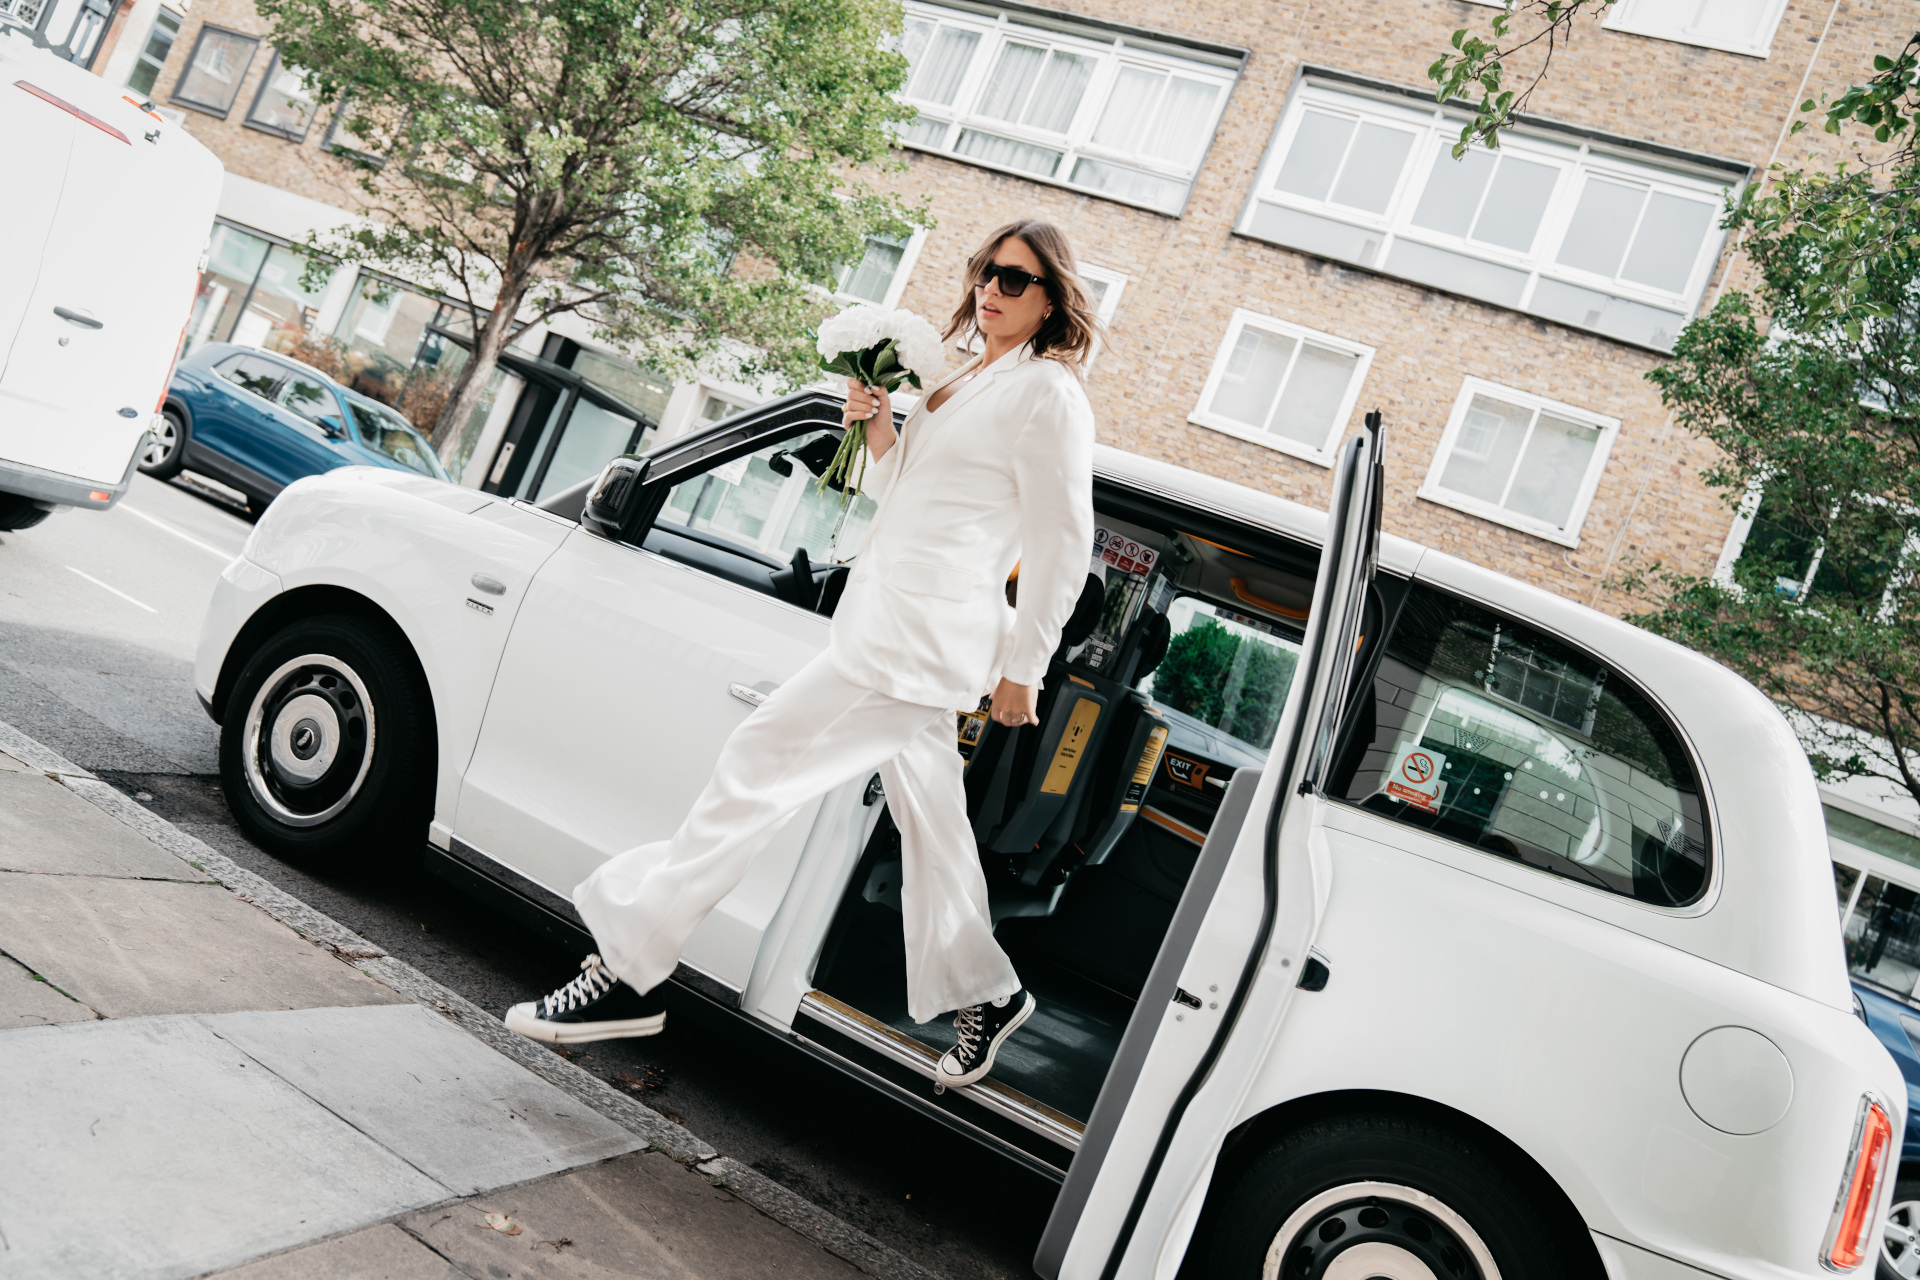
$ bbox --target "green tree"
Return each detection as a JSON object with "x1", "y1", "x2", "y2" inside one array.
[
  {"x1": 1154, "y1": 619, "x2": 1240, "y2": 727},
  {"x1": 262, "y1": 0, "x2": 927, "y2": 451},
  {"x1": 1430, "y1": 8, "x2": 1920, "y2": 802}
]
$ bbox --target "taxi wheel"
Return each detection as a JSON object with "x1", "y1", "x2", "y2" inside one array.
[
  {"x1": 1879, "y1": 1177, "x2": 1920, "y2": 1279},
  {"x1": 1200, "y1": 1111, "x2": 1600, "y2": 1280},
  {"x1": 139, "y1": 408, "x2": 188, "y2": 480},
  {"x1": 219, "y1": 614, "x2": 432, "y2": 867}
]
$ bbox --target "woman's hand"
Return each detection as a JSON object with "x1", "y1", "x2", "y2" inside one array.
[
  {"x1": 990, "y1": 677, "x2": 1039, "y2": 727},
  {"x1": 845, "y1": 379, "x2": 897, "y2": 461}
]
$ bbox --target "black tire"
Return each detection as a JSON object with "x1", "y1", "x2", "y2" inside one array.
[
  {"x1": 1878, "y1": 1175, "x2": 1920, "y2": 1278},
  {"x1": 1197, "y1": 1110, "x2": 1601, "y2": 1279},
  {"x1": 0, "y1": 493, "x2": 53, "y2": 531},
  {"x1": 138, "y1": 408, "x2": 189, "y2": 479},
  {"x1": 218, "y1": 613, "x2": 433, "y2": 867}
]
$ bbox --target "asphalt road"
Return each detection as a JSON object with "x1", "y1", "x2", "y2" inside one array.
[{"x1": 0, "y1": 471, "x2": 1058, "y2": 1280}]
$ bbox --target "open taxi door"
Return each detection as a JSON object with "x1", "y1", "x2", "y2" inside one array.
[{"x1": 1036, "y1": 414, "x2": 1386, "y2": 1280}]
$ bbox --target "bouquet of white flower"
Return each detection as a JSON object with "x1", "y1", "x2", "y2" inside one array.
[{"x1": 813, "y1": 303, "x2": 945, "y2": 501}]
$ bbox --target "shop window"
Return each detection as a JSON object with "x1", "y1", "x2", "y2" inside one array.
[
  {"x1": 1603, "y1": 0, "x2": 1788, "y2": 58},
  {"x1": 1845, "y1": 875, "x2": 1920, "y2": 999},
  {"x1": 126, "y1": 7, "x2": 182, "y2": 97},
  {"x1": 230, "y1": 245, "x2": 326, "y2": 352},
  {"x1": 1241, "y1": 80, "x2": 1735, "y2": 351},
  {"x1": 569, "y1": 348, "x2": 671, "y2": 427},
  {"x1": 659, "y1": 431, "x2": 880, "y2": 563},
  {"x1": 332, "y1": 273, "x2": 445, "y2": 391},
  {"x1": 896, "y1": 1, "x2": 1238, "y2": 215},
  {"x1": 1189, "y1": 309, "x2": 1374, "y2": 466},
  {"x1": 245, "y1": 51, "x2": 317, "y2": 140},
  {"x1": 183, "y1": 222, "x2": 272, "y2": 356},
  {"x1": 1329, "y1": 581, "x2": 1712, "y2": 908},
  {"x1": 1421, "y1": 378, "x2": 1617, "y2": 546},
  {"x1": 171, "y1": 25, "x2": 260, "y2": 117}
]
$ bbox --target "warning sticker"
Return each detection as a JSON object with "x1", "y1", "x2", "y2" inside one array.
[
  {"x1": 1385, "y1": 744, "x2": 1446, "y2": 811},
  {"x1": 1091, "y1": 527, "x2": 1157, "y2": 577}
]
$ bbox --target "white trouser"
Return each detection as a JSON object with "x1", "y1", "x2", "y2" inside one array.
[{"x1": 573, "y1": 650, "x2": 1020, "y2": 1023}]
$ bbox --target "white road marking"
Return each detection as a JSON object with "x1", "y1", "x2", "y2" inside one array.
[
  {"x1": 117, "y1": 503, "x2": 235, "y2": 561},
  {"x1": 65, "y1": 566, "x2": 158, "y2": 613}
]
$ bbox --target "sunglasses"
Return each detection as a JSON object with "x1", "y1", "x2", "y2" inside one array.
[{"x1": 974, "y1": 262, "x2": 1048, "y2": 298}]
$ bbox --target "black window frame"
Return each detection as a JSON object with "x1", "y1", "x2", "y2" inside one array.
[
  {"x1": 169, "y1": 23, "x2": 261, "y2": 119},
  {"x1": 1325, "y1": 577, "x2": 1715, "y2": 909},
  {"x1": 243, "y1": 48, "x2": 317, "y2": 142}
]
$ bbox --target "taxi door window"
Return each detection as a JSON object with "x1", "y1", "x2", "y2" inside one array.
[
  {"x1": 657, "y1": 429, "x2": 879, "y2": 562},
  {"x1": 1142, "y1": 598, "x2": 1301, "y2": 757},
  {"x1": 1328, "y1": 582, "x2": 1711, "y2": 907}
]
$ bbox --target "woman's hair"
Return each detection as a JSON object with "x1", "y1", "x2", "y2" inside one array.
[{"x1": 942, "y1": 220, "x2": 1102, "y2": 371}]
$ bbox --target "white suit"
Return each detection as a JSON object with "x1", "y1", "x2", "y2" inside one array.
[{"x1": 576, "y1": 343, "x2": 1097, "y2": 1020}]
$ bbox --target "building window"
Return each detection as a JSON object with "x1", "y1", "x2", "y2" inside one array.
[
  {"x1": 0, "y1": 0, "x2": 49, "y2": 28},
  {"x1": 1078, "y1": 263, "x2": 1127, "y2": 373},
  {"x1": 1603, "y1": 0, "x2": 1788, "y2": 58},
  {"x1": 1421, "y1": 378, "x2": 1618, "y2": 546},
  {"x1": 1189, "y1": 309, "x2": 1375, "y2": 466},
  {"x1": 1241, "y1": 78, "x2": 1738, "y2": 352},
  {"x1": 245, "y1": 51, "x2": 316, "y2": 140},
  {"x1": 896, "y1": 1, "x2": 1239, "y2": 216},
  {"x1": 171, "y1": 25, "x2": 260, "y2": 117},
  {"x1": 125, "y1": 7, "x2": 182, "y2": 97},
  {"x1": 833, "y1": 231, "x2": 924, "y2": 307}
]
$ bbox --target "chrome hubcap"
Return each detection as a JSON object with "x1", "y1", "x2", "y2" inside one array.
[
  {"x1": 242, "y1": 654, "x2": 376, "y2": 828},
  {"x1": 1883, "y1": 1199, "x2": 1920, "y2": 1277},
  {"x1": 1263, "y1": 1181, "x2": 1500, "y2": 1280},
  {"x1": 142, "y1": 418, "x2": 177, "y2": 467}
]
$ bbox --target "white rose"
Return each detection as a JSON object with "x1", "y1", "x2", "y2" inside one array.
[
  {"x1": 883, "y1": 309, "x2": 945, "y2": 379},
  {"x1": 816, "y1": 302, "x2": 891, "y2": 359}
]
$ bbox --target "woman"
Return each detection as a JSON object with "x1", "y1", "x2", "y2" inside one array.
[{"x1": 506, "y1": 220, "x2": 1098, "y2": 1090}]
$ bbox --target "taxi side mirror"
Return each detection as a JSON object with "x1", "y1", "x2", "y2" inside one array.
[{"x1": 581, "y1": 454, "x2": 651, "y2": 538}]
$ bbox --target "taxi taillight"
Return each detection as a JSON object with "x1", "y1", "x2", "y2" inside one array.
[{"x1": 1825, "y1": 1096, "x2": 1894, "y2": 1270}]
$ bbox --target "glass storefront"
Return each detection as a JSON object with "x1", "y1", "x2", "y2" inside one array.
[{"x1": 1831, "y1": 805, "x2": 1920, "y2": 1003}]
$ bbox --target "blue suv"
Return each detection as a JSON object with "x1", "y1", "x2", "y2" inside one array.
[
  {"x1": 1852, "y1": 980, "x2": 1920, "y2": 1277},
  {"x1": 147, "y1": 343, "x2": 448, "y2": 510}
]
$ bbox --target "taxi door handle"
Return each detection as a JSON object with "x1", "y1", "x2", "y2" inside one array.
[
  {"x1": 729, "y1": 682, "x2": 770, "y2": 707},
  {"x1": 54, "y1": 306, "x2": 103, "y2": 329}
]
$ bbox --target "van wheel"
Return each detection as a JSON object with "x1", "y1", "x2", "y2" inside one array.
[
  {"x1": 139, "y1": 409, "x2": 188, "y2": 479},
  {"x1": 1878, "y1": 1177, "x2": 1920, "y2": 1278},
  {"x1": 1199, "y1": 1112, "x2": 1598, "y2": 1280},
  {"x1": 218, "y1": 614, "x2": 432, "y2": 868},
  {"x1": 0, "y1": 494, "x2": 53, "y2": 531}
]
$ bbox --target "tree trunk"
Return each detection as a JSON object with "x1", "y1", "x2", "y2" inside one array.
[{"x1": 432, "y1": 269, "x2": 533, "y2": 468}]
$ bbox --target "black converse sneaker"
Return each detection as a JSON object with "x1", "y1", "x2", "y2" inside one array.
[
  {"x1": 935, "y1": 988, "x2": 1035, "y2": 1089},
  {"x1": 504, "y1": 954, "x2": 666, "y2": 1044}
]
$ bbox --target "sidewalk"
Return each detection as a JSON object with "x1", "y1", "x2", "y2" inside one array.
[{"x1": 0, "y1": 724, "x2": 936, "y2": 1280}]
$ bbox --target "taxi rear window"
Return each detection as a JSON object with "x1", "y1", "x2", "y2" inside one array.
[{"x1": 1328, "y1": 582, "x2": 1711, "y2": 907}]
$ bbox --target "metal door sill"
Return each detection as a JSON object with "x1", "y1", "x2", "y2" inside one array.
[{"x1": 799, "y1": 990, "x2": 1085, "y2": 1151}]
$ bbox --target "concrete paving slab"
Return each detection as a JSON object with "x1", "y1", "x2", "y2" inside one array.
[
  {"x1": 203, "y1": 1004, "x2": 644, "y2": 1196},
  {"x1": 0, "y1": 771, "x2": 205, "y2": 878},
  {"x1": 208, "y1": 1224, "x2": 465, "y2": 1280},
  {"x1": 405, "y1": 1150, "x2": 863, "y2": 1279},
  {"x1": 0, "y1": 951, "x2": 96, "y2": 1027},
  {"x1": 0, "y1": 1015, "x2": 449, "y2": 1280},
  {"x1": 0, "y1": 874, "x2": 405, "y2": 1017},
  {"x1": 0, "y1": 749, "x2": 27, "y2": 771}
]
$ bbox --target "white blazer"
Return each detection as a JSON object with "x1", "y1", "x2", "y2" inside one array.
[{"x1": 828, "y1": 342, "x2": 1096, "y2": 710}]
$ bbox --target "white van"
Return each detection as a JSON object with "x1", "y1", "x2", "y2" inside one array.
[
  {"x1": 193, "y1": 398, "x2": 1903, "y2": 1278},
  {"x1": 0, "y1": 36, "x2": 221, "y2": 531}
]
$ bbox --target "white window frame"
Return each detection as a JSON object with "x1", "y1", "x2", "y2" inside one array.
[
  {"x1": 1188, "y1": 308, "x2": 1376, "y2": 468},
  {"x1": 896, "y1": 1, "x2": 1240, "y2": 217},
  {"x1": 1078, "y1": 262, "x2": 1127, "y2": 374},
  {"x1": 1603, "y1": 0, "x2": 1789, "y2": 59},
  {"x1": 1419, "y1": 376, "x2": 1619, "y2": 546},
  {"x1": 1239, "y1": 78, "x2": 1740, "y2": 351},
  {"x1": 832, "y1": 227, "x2": 928, "y2": 310}
]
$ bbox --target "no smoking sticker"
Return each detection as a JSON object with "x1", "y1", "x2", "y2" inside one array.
[{"x1": 1385, "y1": 744, "x2": 1446, "y2": 811}]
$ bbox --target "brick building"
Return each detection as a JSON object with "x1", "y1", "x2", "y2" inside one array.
[{"x1": 79, "y1": 0, "x2": 1918, "y2": 611}]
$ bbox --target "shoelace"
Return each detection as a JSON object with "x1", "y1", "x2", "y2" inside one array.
[
  {"x1": 952, "y1": 1003, "x2": 987, "y2": 1064},
  {"x1": 542, "y1": 954, "x2": 615, "y2": 1016}
]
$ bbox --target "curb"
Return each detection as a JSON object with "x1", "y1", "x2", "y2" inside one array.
[{"x1": 1, "y1": 718, "x2": 942, "y2": 1280}]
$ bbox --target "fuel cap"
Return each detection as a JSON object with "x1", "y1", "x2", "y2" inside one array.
[{"x1": 1680, "y1": 1026, "x2": 1793, "y2": 1134}]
